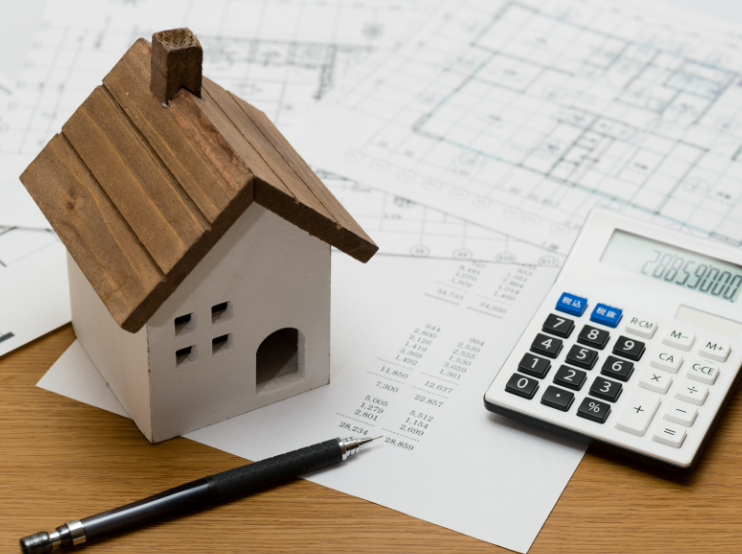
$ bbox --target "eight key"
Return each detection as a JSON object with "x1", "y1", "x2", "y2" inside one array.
[{"x1": 577, "y1": 325, "x2": 610, "y2": 349}]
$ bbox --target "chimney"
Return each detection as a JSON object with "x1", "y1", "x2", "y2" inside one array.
[{"x1": 150, "y1": 28, "x2": 203, "y2": 104}]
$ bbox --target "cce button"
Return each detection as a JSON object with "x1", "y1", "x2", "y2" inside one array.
[
  {"x1": 556, "y1": 292, "x2": 588, "y2": 317},
  {"x1": 590, "y1": 303, "x2": 623, "y2": 328}
]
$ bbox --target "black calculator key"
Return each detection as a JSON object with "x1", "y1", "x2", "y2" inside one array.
[
  {"x1": 505, "y1": 373, "x2": 539, "y2": 399},
  {"x1": 530, "y1": 333, "x2": 563, "y2": 358},
  {"x1": 518, "y1": 353, "x2": 551, "y2": 378},
  {"x1": 553, "y1": 365, "x2": 587, "y2": 391},
  {"x1": 589, "y1": 376, "x2": 622, "y2": 402},
  {"x1": 612, "y1": 335, "x2": 645, "y2": 361},
  {"x1": 565, "y1": 344, "x2": 598, "y2": 369},
  {"x1": 577, "y1": 325, "x2": 610, "y2": 350},
  {"x1": 542, "y1": 314, "x2": 574, "y2": 338},
  {"x1": 601, "y1": 355, "x2": 634, "y2": 382},
  {"x1": 577, "y1": 397, "x2": 611, "y2": 423},
  {"x1": 541, "y1": 385, "x2": 574, "y2": 411}
]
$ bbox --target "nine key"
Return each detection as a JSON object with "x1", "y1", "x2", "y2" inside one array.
[
  {"x1": 542, "y1": 314, "x2": 574, "y2": 338},
  {"x1": 531, "y1": 333, "x2": 563, "y2": 358},
  {"x1": 613, "y1": 335, "x2": 646, "y2": 361},
  {"x1": 565, "y1": 344, "x2": 599, "y2": 369}
]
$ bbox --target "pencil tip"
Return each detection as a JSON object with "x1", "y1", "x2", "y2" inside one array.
[{"x1": 356, "y1": 436, "x2": 382, "y2": 447}]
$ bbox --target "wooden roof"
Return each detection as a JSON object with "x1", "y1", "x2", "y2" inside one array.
[{"x1": 20, "y1": 38, "x2": 377, "y2": 333}]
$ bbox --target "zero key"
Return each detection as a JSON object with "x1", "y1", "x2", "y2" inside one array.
[{"x1": 505, "y1": 373, "x2": 539, "y2": 399}]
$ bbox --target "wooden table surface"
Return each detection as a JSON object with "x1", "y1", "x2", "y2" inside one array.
[{"x1": 2, "y1": 324, "x2": 741, "y2": 553}]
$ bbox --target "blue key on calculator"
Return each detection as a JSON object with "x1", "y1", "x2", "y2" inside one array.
[
  {"x1": 590, "y1": 303, "x2": 623, "y2": 328},
  {"x1": 555, "y1": 292, "x2": 587, "y2": 317}
]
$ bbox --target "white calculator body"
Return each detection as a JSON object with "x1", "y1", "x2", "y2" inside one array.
[{"x1": 484, "y1": 210, "x2": 742, "y2": 472}]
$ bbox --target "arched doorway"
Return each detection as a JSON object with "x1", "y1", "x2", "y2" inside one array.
[{"x1": 256, "y1": 327, "x2": 304, "y2": 394}]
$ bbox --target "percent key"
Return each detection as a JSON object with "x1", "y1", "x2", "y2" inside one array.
[{"x1": 577, "y1": 397, "x2": 611, "y2": 423}]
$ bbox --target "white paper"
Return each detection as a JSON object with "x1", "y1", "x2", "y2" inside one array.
[
  {"x1": 0, "y1": 227, "x2": 69, "y2": 357},
  {"x1": 0, "y1": 0, "x2": 440, "y2": 166},
  {"x1": 295, "y1": 0, "x2": 742, "y2": 256},
  {"x1": 0, "y1": 0, "x2": 561, "y2": 267},
  {"x1": 0, "y1": 75, "x2": 48, "y2": 228},
  {"x1": 323, "y1": 172, "x2": 560, "y2": 266},
  {"x1": 39, "y1": 254, "x2": 584, "y2": 553},
  {"x1": 37, "y1": 340, "x2": 130, "y2": 418}
]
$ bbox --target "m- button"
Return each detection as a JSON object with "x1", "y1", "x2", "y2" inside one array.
[
  {"x1": 625, "y1": 316, "x2": 657, "y2": 339},
  {"x1": 687, "y1": 358, "x2": 720, "y2": 385},
  {"x1": 698, "y1": 338, "x2": 731, "y2": 362},
  {"x1": 662, "y1": 328, "x2": 695, "y2": 351}
]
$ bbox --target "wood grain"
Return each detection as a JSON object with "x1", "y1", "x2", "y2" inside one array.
[
  {"x1": 150, "y1": 28, "x2": 202, "y2": 104},
  {"x1": 3, "y1": 326, "x2": 742, "y2": 553},
  {"x1": 231, "y1": 92, "x2": 378, "y2": 263},
  {"x1": 19, "y1": 135, "x2": 163, "y2": 327},
  {"x1": 20, "y1": 35, "x2": 378, "y2": 334},
  {"x1": 104, "y1": 39, "x2": 245, "y2": 223},
  {"x1": 62, "y1": 85, "x2": 209, "y2": 274}
]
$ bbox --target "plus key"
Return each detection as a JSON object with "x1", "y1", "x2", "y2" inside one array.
[{"x1": 616, "y1": 389, "x2": 661, "y2": 437}]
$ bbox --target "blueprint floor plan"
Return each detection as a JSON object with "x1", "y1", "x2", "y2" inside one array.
[
  {"x1": 0, "y1": 226, "x2": 68, "y2": 357},
  {"x1": 0, "y1": 0, "x2": 558, "y2": 266},
  {"x1": 302, "y1": 0, "x2": 742, "y2": 255},
  {"x1": 323, "y1": 171, "x2": 559, "y2": 265}
]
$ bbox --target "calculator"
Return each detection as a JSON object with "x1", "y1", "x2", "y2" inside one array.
[{"x1": 484, "y1": 210, "x2": 742, "y2": 472}]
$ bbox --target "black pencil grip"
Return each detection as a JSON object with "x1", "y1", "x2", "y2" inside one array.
[{"x1": 209, "y1": 438, "x2": 343, "y2": 501}]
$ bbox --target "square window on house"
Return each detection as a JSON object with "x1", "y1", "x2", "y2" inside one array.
[
  {"x1": 174, "y1": 312, "x2": 195, "y2": 336},
  {"x1": 212, "y1": 333, "x2": 232, "y2": 356},
  {"x1": 176, "y1": 345, "x2": 197, "y2": 367},
  {"x1": 211, "y1": 301, "x2": 233, "y2": 324}
]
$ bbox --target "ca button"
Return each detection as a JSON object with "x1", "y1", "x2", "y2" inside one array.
[
  {"x1": 649, "y1": 349, "x2": 683, "y2": 374},
  {"x1": 687, "y1": 357, "x2": 720, "y2": 385}
]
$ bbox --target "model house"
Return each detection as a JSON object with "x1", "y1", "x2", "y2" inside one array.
[{"x1": 20, "y1": 29, "x2": 377, "y2": 443}]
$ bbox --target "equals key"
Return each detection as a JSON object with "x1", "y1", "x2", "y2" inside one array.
[{"x1": 653, "y1": 422, "x2": 687, "y2": 448}]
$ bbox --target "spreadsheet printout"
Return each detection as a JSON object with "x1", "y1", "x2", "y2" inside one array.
[{"x1": 39, "y1": 254, "x2": 584, "y2": 553}]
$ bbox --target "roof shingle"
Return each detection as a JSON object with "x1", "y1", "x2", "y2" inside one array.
[{"x1": 21, "y1": 38, "x2": 377, "y2": 333}]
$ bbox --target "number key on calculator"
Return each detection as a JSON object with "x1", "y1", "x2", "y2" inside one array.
[{"x1": 484, "y1": 210, "x2": 742, "y2": 472}]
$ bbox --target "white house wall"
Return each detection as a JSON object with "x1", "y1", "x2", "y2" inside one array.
[
  {"x1": 146, "y1": 203, "x2": 331, "y2": 443},
  {"x1": 68, "y1": 254, "x2": 152, "y2": 439}
]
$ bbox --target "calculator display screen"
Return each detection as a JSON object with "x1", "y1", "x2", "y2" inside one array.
[{"x1": 601, "y1": 230, "x2": 742, "y2": 303}]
